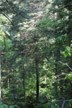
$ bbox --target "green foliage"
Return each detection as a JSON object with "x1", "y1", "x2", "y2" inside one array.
[
  {"x1": 37, "y1": 18, "x2": 55, "y2": 32},
  {"x1": 0, "y1": 102, "x2": 15, "y2": 108},
  {"x1": 43, "y1": 103, "x2": 59, "y2": 108},
  {"x1": 62, "y1": 46, "x2": 71, "y2": 58},
  {"x1": 69, "y1": 99, "x2": 72, "y2": 107},
  {"x1": 56, "y1": 34, "x2": 68, "y2": 43},
  {"x1": 0, "y1": 0, "x2": 72, "y2": 108},
  {"x1": 66, "y1": 72, "x2": 72, "y2": 81}
]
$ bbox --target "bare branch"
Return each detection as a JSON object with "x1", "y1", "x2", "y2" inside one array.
[{"x1": 59, "y1": 61, "x2": 72, "y2": 71}]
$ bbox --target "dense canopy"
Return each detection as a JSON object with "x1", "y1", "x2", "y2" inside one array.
[{"x1": 0, "y1": 0, "x2": 72, "y2": 108}]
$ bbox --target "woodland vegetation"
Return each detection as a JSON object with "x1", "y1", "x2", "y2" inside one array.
[{"x1": 0, "y1": 0, "x2": 72, "y2": 108}]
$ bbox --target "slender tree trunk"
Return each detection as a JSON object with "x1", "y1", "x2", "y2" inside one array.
[
  {"x1": 54, "y1": 62, "x2": 58, "y2": 96},
  {"x1": 67, "y1": 13, "x2": 72, "y2": 100},
  {"x1": 22, "y1": 57, "x2": 26, "y2": 102},
  {"x1": 0, "y1": 46, "x2": 1, "y2": 100},
  {"x1": 8, "y1": 70, "x2": 10, "y2": 89},
  {"x1": 23, "y1": 66, "x2": 25, "y2": 102},
  {"x1": 54, "y1": 42, "x2": 63, "y2": 97},
  {"x1": 35, "y1": 57, "x2": 39, "y2": 102}
]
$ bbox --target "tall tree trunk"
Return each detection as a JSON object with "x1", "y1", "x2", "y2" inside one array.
[
  {"x1": 22, "y1": 57, "x2": 26, "y2": 102},
  {"x1": 0, "y1": 46, "x2": 1, "y2": 100},
  {"x1": 23, "y1": 66, "x2": 25, "y2": 102},
  {"x1": 8, "y1": 70, "x2": 10, "y2": 89},
  {"x1": 35, "y1": 57, "x2": 39, "y2": 102},
  {"x1": 54, "y1": 41, "x2": 63, "y2": 97}
]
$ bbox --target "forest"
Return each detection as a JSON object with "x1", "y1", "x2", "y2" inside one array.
[{"x1": 0, "y1": 0, "x2": 72, "y2": 108}]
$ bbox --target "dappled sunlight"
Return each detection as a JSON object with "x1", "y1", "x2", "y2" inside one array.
[{"x1": 0, "y1": 0, "x2": 72, "y2": 108}]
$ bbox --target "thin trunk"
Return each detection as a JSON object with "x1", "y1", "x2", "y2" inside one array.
[
  {"x1": 12, "y1": 69, "x2": 16, "y2": 103},
  {"x1": 23, "y1": 67, "x2": 25, "y2": 102},
  {"x1": 8, "y1": 70, "x2": 10, "y2": 89},
  {"x1": 60, "y1": 80, "x2": 63, "y2": 96},
  {"x1": 54, "y1": 62, "x2": 58, "y2": 96},
  {"x1": 54, "y1": 43, "x2": 60, "y2": 96},
  {"x1": 68, "y1": 13, "x2": 72, "y2": 100},
  {"x1": 35, "y1": 57, "x2": 39, "y2": 102},
  {"x1": 0, "y1": 46, "x2": 1, "y2": 100},
  {"x1": 54, "y1": 42, "x2": 63, "y2": 97}
]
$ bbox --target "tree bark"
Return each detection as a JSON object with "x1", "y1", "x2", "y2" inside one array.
[
  {"x1": 22, "y1": 57, "x2": 26, "y2": 102},
  {"x1": 35, "y1": 57, "x2": 39, "y2": 102},
  {"x1": 0, "y1": 46, "x2": 1, "y2": 100},
  {"x1": 23, "y1": 66, "x2": 26, "y2": 102}
]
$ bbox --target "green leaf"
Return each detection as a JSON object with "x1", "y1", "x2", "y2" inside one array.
[
  {"x1": 66, "y1": 72, "x2": 72, "y2": 81},
  {"x1": 66, "y1": 46, "x2": 70, "y2": 52}
]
